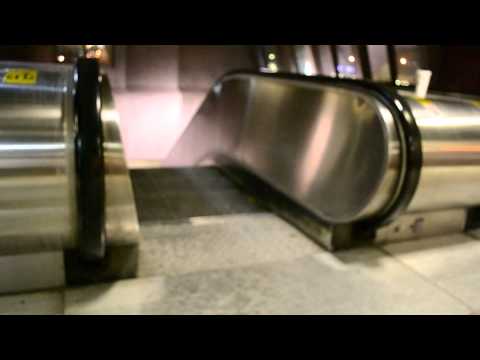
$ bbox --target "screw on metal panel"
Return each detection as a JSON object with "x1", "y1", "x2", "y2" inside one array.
[{"x1": 410, "y1": 217, "x2": 425, "y2": 234}]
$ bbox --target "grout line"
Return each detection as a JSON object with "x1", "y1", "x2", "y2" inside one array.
[
  {"x1": 376, "y1": 244, "x2": 475, "y2": 313},
  {"x1": 139, "y1": 211, "x2": 274, "y2": 227}
]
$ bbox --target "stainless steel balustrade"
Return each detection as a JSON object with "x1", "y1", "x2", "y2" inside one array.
[
  {"x1": 0, "y1": 61, "x2": 139, "y2": 258},
  {"x1": 167, "y1": 72, "x2": 480, "y2": 245}
]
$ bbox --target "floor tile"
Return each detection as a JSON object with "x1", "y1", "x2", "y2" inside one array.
[
  {"x1": 0, "y1": 290, "x2": 63, "y2": 315},
  {"x1": 382, "y1": 234, "x2": 480, "y2": 312},
  {"x1": 66, "y1": 247, "x2": 469, "y2": 315},
  {"x1": 138, "y1": 213, "x2": 322, "y2": 278},
  {"x1": 0, "y1": 251, "x2": 65, "y2": 295}
]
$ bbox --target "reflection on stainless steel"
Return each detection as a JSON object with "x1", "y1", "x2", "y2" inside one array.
[
  {"x1": 0, "y1": 61, "x2": 139, "y2": 256},
  {"x1": 100, "y1": 77, "x2": 141, "y2": 246},
  {"x1": 168, "y1": 72, "x2": 480, "y2": 237},
  {"x1": 0, "y1": 62, "x2": 77, "y2": 254},
  {"x1": 403, "y1": 92, "x2": 480, "y2": 212},
  {"x1": 167, "y1": 73, "x2": 403, "y2": 224}
]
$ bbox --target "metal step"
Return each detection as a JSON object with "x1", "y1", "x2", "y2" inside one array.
[{"x1": 131, "y1": 167, "x2": 264, "y2": 222}]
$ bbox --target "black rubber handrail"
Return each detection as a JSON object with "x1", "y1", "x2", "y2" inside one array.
[{"x1": 74, "y1": 58, "x2": 106, "y2": 261}]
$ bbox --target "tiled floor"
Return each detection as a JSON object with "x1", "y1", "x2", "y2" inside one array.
[
  {"x1": 3, "y1": 220, "x2": 480, "y2": 315},
  {"x1": 64, "y1": 244, "x2": 471, "y2": 315},
  {"x1": 0, "y1": 252, "x2": 65, "y2": 295},
  {"x1": 138, "y1": 213, "x2": 320, "y2": 278},
  {"x1": 2, "y1": 167, "x2": 480, "y2": 314},
  {"x1": 382, "y1": 235, "x2": 480, "y2": 313},
  {"x1": 0, "y1": 290, "x2": 63, "y2": 315}
]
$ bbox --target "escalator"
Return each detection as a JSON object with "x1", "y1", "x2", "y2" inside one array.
[
  {"x1": 165, "y1": 71, "x2": 480, "y2": 249},
  {"x1": 3, "y1": 61, "x2": 480, "y2": 294}
]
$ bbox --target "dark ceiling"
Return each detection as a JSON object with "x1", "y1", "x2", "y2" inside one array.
[{"x1": 1, "y1": 46, "x2": 480, "y2": 96}]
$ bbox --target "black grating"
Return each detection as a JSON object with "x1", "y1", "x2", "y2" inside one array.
[{"x1": 130, "y1": 167, "x2": 264, "y2": 222}]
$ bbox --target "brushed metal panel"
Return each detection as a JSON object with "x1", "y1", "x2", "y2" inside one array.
[
  {"x1": 167, "y1": 74, "x2": 402, "y2": 224},
  {"x1": 0, "y1": 62, "x2": 77, "y2": 254},
  {"x1": 0, "y1": 61, "x2": 140, "y2": 255},
  {"x1": 403, "y1": 92, "x2": 480, "y2": 212}
]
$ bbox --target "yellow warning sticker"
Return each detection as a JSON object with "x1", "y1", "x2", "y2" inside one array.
[
  {"x1": 3, "y1": 69, "x2": 38, "y2": 85},
  {"x1": 414, "y1": 97, "x2": 441, "y2": 114},
  {"x1": 416, "y1": 98, "x2": 433, "y2": 107}
]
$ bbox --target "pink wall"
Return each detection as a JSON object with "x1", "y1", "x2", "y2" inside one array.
[
  {"x1": 113, "y1": 90, "x2": 205, "y2": 165},
  {"x1": 104, "y1": 46, "x2": 256, "y2": 167}
]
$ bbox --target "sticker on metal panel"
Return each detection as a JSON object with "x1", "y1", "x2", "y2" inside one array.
[
  {"x1": 3, "y1": 69, "x2": 38, "y2": 85},
  {"x1": 415, "y1": 97, "x2": 441, "y2": 114},
  {"x1": 416, "y1": 98, "x2": 433, "y2": 107}
]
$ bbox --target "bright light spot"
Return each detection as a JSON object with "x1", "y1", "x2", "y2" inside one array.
[
  {"x1": 57, "y1": 55, "x2": 65, "y2": 63},
  {"x1": 337, "y1": 64, "x2": 356, "y2": 75},
  {"x1": 400, "y1": 57, "x2": 407, "y2": 65},
  {"x1": 395, "y1": 79, "x2": 410, "y2": 86},
  {"x1": 304, "y1": 61, "x2": 315, "y2": 76},
  {"x1": 0, "y1": 143, "x2": 65, "y2": 151},
  {"x1": 394, "y1": 99, "x2": 404, "y2": 111},
  {"x1": 95, "y1": 49, "x2": 103, "y2": 58},
  {"x1": 213, "y1": 83, "x2": 222, "y2": 95},
  {"x1": 268, "y1": 53, "x2": 276, "y2": 60},
  {"x1": 348, "y1": 55, "x2": 356, "y2": 63},
  {"x1": 268, "y1": 62, "x2": 278, "y2": 72}
]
